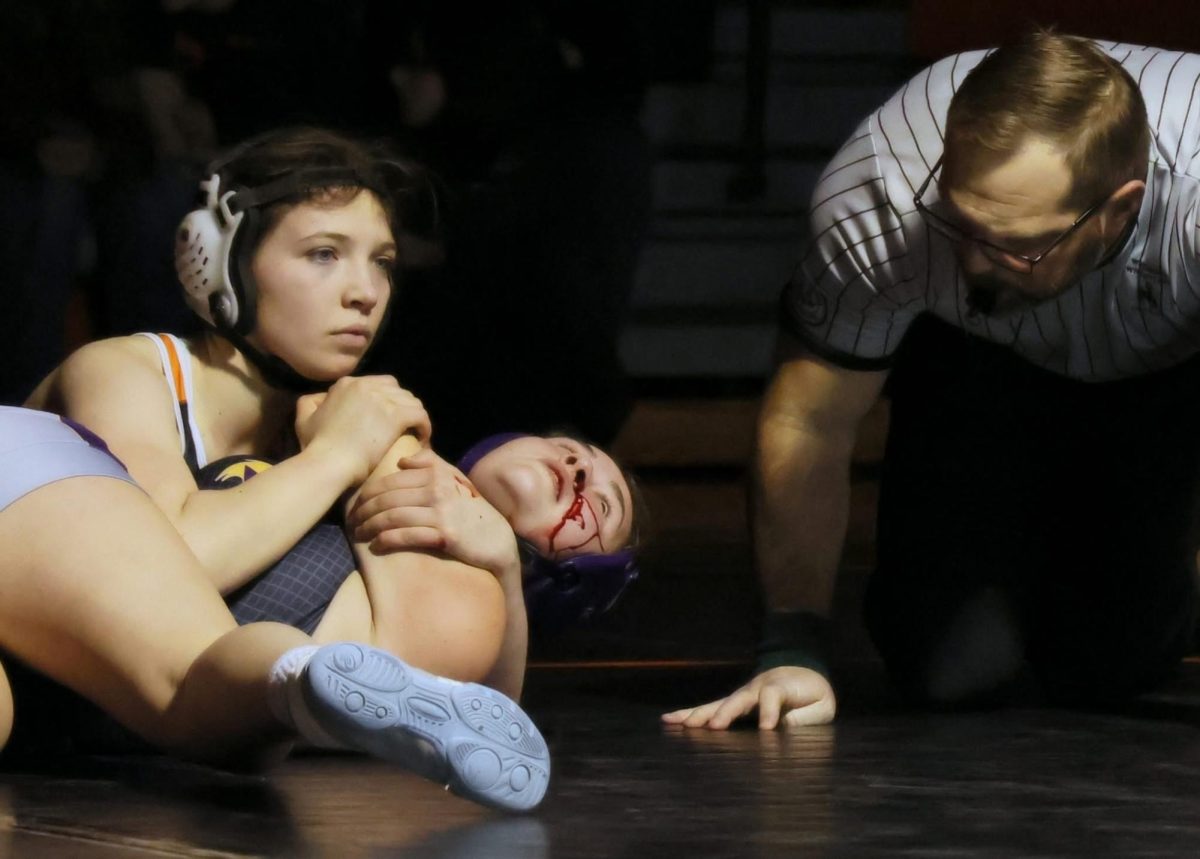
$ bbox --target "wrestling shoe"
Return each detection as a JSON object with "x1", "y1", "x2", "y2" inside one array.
[{"x1": 302, "y1": 642, "x2": 550, "y2": 812}]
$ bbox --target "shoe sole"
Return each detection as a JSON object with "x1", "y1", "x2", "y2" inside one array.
[{"x1": 303, "y1": 642, "x2": 550, "y2": 812}]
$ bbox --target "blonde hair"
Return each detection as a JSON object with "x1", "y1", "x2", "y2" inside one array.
[{"x1": 945, "y1": 30, "x2": 1149, "y2": 209}]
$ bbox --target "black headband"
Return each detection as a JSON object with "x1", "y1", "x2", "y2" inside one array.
[{"x1": 228, "y1": 167, "x2": 387, "y2": 214}]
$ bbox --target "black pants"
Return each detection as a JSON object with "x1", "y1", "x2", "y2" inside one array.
[{"x1": 864, "y1": 315, "x2": 1200, "y2": 707}]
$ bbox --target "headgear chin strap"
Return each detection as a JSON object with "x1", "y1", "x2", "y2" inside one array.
[
  {"x1": 220, "y1": 325, "x2": 330, "y2": 394},
  {"x1": 458, "y1": 432, "x2": 641, "y2": 634},
  {"x1": 174, "y1": 166, "x2": 387, "y2": 392}
]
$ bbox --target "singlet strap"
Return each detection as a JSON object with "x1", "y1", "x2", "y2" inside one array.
[{"x1": 135, "y1": 332, "x2": 209, "y2": 473}]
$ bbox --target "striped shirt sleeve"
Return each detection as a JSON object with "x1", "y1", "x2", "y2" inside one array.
[{"x1": 780, "y1": 115, "x2": 917, "y2": 369}]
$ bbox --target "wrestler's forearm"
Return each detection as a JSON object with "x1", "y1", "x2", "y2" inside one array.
[
  {"x1": 39, "y1": 339, "x2": 364, "y2": 592},
  {"x1": 179, "y1": 446, "x2": 361, "y2": 592}
]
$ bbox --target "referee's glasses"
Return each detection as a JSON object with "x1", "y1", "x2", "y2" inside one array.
[{"x1": 913, "y1": 155, "x2": 1109, "y2": 274}]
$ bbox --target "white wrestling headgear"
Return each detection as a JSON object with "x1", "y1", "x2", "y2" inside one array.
[{"x1": 175, "y1": 172, "x2": 246, "y2": 330}]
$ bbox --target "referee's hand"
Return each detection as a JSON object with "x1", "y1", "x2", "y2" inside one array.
[{"x1": 661, "y1": 667, "x2": 836, "y2": 730}]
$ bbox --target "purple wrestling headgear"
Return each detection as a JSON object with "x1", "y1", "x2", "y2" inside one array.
[
  {"x1": 456, "y1": 433, "x2": 529, "y2": 475},
  {"x1": 458, "y1": 433, "x2": 641, "y2": 635}
]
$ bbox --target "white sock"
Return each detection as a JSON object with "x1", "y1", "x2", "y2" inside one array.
[{"x1": 266, "y1": 645, "x2": 345, "y2": 749}]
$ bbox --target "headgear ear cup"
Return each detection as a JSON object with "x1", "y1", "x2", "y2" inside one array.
[
  {"x1": 228, "y1": 203, "x2": 261, "y2": 335},
  {"x1": 520, "y1": 544, "x2": 640, "y2": 635},
  {"x1": 175, "y1": 174, "x2": 245, "y2": 330}
]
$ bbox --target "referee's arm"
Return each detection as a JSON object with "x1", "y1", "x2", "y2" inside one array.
[
  {"x1": 662, "y1": 333, "x2": 886, "y2": 729},
  {"x1": 753, "y1": 334, "x2": 887, "y2": 634}
]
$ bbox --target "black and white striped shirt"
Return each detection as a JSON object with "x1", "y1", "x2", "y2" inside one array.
[{"x1": 782, "y1": 41, "x2": 1200, "y2": 381}]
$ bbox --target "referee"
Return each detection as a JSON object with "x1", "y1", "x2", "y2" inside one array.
[{"x1": 665, "y1": 30, "x2": 1200, "y2": 727}]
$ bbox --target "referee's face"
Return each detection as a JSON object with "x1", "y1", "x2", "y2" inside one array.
[{"x1": 940, "y1": 139, "x2": 1107, "y2": 315}]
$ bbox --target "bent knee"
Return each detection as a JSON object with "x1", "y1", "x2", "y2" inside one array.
[
  {"x1": 0, "y1": 660, "x2": 11, "y2": 753},
  {"x1": 393, "y1": 558, "x2": 507, "y2": 682}
]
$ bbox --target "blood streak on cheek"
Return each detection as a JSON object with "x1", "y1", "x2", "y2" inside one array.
[{"x1": 547, "y1": 491, "x2": 606, "y2": 555}]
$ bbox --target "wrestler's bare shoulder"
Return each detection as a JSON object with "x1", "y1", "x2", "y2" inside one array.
[{"x1": 25, "y1": 336, "x2": 171, "y2": 414}]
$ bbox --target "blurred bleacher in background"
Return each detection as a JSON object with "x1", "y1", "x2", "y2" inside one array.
[{"x1": 552, "y1": 0, "x2": 914, "y2": 663}]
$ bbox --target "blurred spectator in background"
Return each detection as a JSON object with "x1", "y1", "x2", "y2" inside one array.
[
  {"x1": 179, "y1": 0, "x2": 389, "y2": 140},
  {"x1": 366, "y1": 1, "x2": 654, "y2": 457},
  {"x1": 0, "y1": 0, "x2": 215, "y2": 404},
  {"x1": 2, "y1": 0, "x2": 653, "y2": 449}
]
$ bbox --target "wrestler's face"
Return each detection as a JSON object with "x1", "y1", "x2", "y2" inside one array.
[
  {"x1": 939, "y1": 138, "x2": 1111, "y2": 316},
  {"x1": 468, "y1": 436, "x2": 634, "y2": 560},
  {"x1": 249, "y1": 190, "x2": 396, "y2": 380}
]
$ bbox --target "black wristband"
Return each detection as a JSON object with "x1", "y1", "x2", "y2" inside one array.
[{"x1": 755, "y1": 610, "x2": 833, "y2": 679}]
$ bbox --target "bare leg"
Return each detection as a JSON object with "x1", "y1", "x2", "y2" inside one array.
[
  {"x1": 314, "y1": 435, "x2": 508, "y2": 683},
  {"x1": 0, "y1": 659, "x2": 12, "y2": 751},
  {"x1": 0, "y1": 477, "x2": 312, "y2": 763},
  {"x1": 301, "y1": 441, "x2": 547, "y2": 810},
  {"x1": 0, "y1": 473, "x2": 548, "y2": 810}
]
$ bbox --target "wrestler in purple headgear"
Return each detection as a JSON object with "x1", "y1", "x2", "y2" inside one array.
[
  {"x1": 349, "y1": 432, "x2": 641, "y2": 635},
  {"x1": 458, "y1": 433, "x2": 640, "y2": 633}
]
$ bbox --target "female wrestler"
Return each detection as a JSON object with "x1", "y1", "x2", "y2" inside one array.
[
  {"x1": 25, "y1": 127, "x2": 534, "y2": 698},
  {"x1": 0, "y1": 406, "x2": 548, "y2": 812},
  {"x1": 29, "y1": 127, "x2": 639, "y2": 710}
]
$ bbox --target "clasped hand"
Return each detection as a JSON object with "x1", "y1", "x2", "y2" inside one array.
[
  {"x1": 347, "y1": 449, "x2": 520, "y2": 580},
  {"x1": 295, "y1": 376, "x2": 432, "y2": 484}
]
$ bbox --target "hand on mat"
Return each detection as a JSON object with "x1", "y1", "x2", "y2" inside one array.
[
  {"x1": 661, "y1": 667, "x2": 837, "y2": 730},
  {"x1": 348, "y1": 449, "x2": 520, "y2": 577},
  {"x1": 295, "y1": 377, "x2": 431, "y2": 483}
]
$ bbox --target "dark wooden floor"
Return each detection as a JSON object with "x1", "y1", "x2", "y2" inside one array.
[
  {"x1": 4, "y1": 661, "x2": 1200, "y2": 857},
  {"x1": 6, "y1": 398, "x2": 1200, "y2": 857}
]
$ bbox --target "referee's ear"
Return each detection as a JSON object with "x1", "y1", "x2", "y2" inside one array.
[{"x1": 1101, "y1": 179, "x2": 1145, "y2": 241}]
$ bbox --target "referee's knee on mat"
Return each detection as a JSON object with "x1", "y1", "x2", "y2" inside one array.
[{"x1": 879, "y1": 587, "x2": 1027, "y2": 709}]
